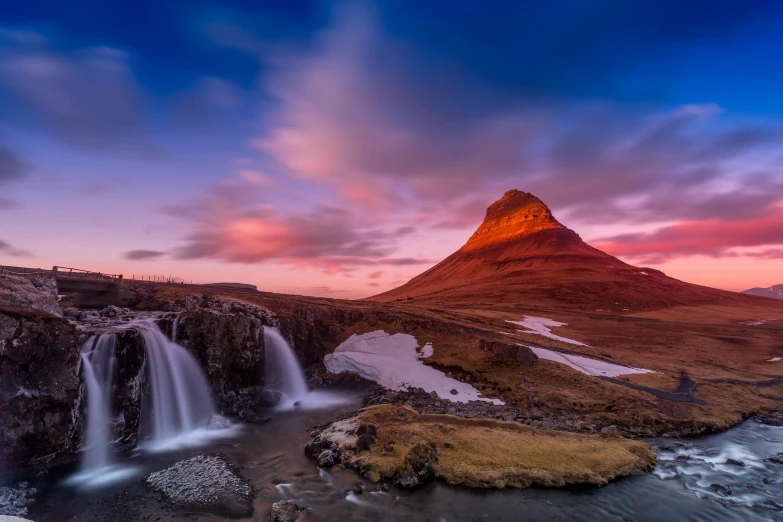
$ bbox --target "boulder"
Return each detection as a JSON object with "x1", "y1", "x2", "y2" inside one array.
[
  {"x1": 145, "y1": 454, "x2": 254, "y2": 518},
  {"x1": 394, "y1": 441, "x2": 438, "y2": 488},
  {"x1": 270, "y1": 500, "x2": 304, "y2": 522},
  {"x1": 479, "y1": 340, "x2": 537, "y2": 367}
]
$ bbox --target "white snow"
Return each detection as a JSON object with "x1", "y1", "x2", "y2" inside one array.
[
  {"x1": 324, "y1": 330, "x2": 503, "y2": 404},
  {"x1": 769, "y1": 357, "x2": 782, "y2": 362},
  {"x1": 526, "y1": 346, "x2": 654, "y2": 377},
  {"x1": 639, "y1": 272, "x2": 649, "y2": 276},
  {"x1": 506, "y1": 316, "x2": 589, "y2": 347}
]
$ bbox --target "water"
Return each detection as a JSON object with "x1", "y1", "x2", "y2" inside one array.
[
  {"x1": 34, "y1": 399, "x2": 783, "y2": 522},
  {"x1": 171, "y1": 315, "x2": 179, "y2": 343},
  {"x1": 65, "y1": 334, "x2": 141, "y2": 489},
  {"x1": 263, "y1": 326, "x2": 351, "y2": 411},
  {"x1": 136, "y1": 320, "x2": 218, "y2": 450}
]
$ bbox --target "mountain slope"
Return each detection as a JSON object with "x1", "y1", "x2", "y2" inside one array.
[
  {"x1": 742, "y1": 285, "x2": 783, "y2": 300},
  {"x1": 371, "y1": 190, "x2": 778, "y2": 313}
]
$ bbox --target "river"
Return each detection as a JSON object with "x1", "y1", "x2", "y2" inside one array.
[{"x1": 28, "y1": 390, "x2": 783, "y2": 522}]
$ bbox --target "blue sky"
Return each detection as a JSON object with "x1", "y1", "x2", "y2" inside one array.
[{"x1": 1, "y1": 1, "x2": 782, "y2": 296}]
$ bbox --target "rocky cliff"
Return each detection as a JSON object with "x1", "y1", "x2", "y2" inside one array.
[{"x1": 0, "y1": 306, "x2": 81, "y2": 480}]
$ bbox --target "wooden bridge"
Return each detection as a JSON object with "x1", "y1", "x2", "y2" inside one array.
[{"x1": 1, "y1": 265, "x2": 127, "y2": 307}]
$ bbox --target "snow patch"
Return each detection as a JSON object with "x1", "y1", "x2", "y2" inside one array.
[
  {"x1": 506, "y1": 316, "x2": 588, "y2": 346},
  {"x1": 526, "y1": 346, "x2": 654, "y2": 377},
  {"x1": 324, "y1": 331, "x2": 503, "y2": 404},
  {"x1": 769, "y1": 357, "x2": 782, "y2": 362},
  {"x1": 639, "y1": 272, "x2": 649, "y2": 276}
]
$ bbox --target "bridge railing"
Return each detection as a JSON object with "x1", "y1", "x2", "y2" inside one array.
[
  {"x1": 53, "y1": 266, "x2": 123, "y2": 281},
  {"x1": 0, "y1": 266, "x2": 53, "y2": 278}
]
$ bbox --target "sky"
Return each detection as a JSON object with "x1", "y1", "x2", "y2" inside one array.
[{"x1": 1, "y1": 0, "x2": 782, "y2": 298}]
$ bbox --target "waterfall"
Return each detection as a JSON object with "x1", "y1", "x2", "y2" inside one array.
[
  {"x1": 263, "y1": 327, "x2": 309, "y2": 407},
  {"x1": 171, "y1": 315, "x2": 179, "y2": 343},
  {"x1": 137, "y1": 320, "x2": 216, "y2": 445},
  {"x1": 80, "y1": 334, "x2": 118, "y2": 471}
]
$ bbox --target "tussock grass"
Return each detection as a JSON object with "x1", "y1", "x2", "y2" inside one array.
[{"x1": 350, "y1": 405, "x2": 656, "y2": 488}]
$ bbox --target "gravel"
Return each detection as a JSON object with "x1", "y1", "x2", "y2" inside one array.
[{"x1": 145, "y1": 454, "x2": 254, "y2": 518}]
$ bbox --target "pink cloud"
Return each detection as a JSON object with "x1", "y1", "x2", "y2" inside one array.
[
  {"x1": 595, "y1": 202, "x2": 783, "y2": 264},
  {"x1": 368, "y1": 270, "x2": 384, "y2": 279}
]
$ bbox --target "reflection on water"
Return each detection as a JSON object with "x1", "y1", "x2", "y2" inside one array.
[{"x1": 29, "y1": 391, "x2": 783, "y2": 522}]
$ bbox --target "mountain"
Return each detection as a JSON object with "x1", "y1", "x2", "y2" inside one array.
[
  {"x1": 742, "y1": 285, "x2": 783, "y2": 300},
  {"x1": 371, "y1": 190, "x2": 773, "y2": 313}
]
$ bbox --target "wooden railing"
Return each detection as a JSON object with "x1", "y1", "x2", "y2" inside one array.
[{"x1": 53, "y1": 266, "x2": 123, "y2": 281}]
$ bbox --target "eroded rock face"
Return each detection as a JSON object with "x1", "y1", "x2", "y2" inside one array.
[
  {"x1": 175, "y1": 309, "x2": 267, "y2": 394},
  {"x1": 145, "y1": 454, "x2": 254, "y2": 518},
  {"x1": 0, "y1": 307, "x2": 81, "y2": 478},
  {"x1": 0, "y1": 275, "x2": 61, "y2": 317}
]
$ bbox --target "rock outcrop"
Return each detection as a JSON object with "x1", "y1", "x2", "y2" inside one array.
[
  {"x1": 0, "y1": 307, "x2": 81, "y2": 479},
  {"x1": 0, "y1": 275, "x2": 61, "y2": 317}
]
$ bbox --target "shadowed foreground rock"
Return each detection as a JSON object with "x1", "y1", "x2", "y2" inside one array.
[
  {"x1": 0, "y1": 307, "x2": 81, "y2": 478},
  {"x1": 145, "y1": 454, "x2": 254, "y2": 518}
]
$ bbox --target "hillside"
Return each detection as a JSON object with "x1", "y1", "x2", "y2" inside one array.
[{"x1": 371, "y1": 190, "x2": 780, "y2": 314}]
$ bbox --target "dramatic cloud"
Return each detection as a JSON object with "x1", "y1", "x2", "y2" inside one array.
[
  {"x1": 123, "y1": 249, "x2": 168, "y2": 261},
  {"x1": 595, "y1": 203, "x2": 783, "y2": 264},
  {"x1": 0, "y1": 239, "x2": 32, "y2": 258},
  {"x1": 0, "y1": 30, "x2": 154, "y2": 152},
  {"x1": 167, "y1": 179, "x2": 431, "y2": 273},
  {"x1": 249, "y1": 5, "x2": 783, "y2": 234}
]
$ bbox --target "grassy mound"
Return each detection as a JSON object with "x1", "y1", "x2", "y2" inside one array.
[{"x1": 328, "y1": 405, "x2": 656, "y2": 488}]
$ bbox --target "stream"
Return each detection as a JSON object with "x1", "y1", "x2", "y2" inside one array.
[{"x1": 27, "y1": 391, "x2": 783, "y2": 522}]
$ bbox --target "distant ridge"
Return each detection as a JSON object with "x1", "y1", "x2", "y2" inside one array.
[
  {"x1": 370, "y1": 190, "x2": 779, "y2": 313},
  {"x1": 742, "y1": 285, "x2": 783, "y2": 300}
]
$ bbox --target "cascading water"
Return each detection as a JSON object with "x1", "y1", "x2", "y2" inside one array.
[
  {"x1": 136, "y1": 320, "x2": 216, "y2": 447},
  {"x1": 171, "y1": 315, "x2": 179, "y2": 343},
  {"x1": 262, "y1": 326, "x2": 349, "y2": 410},
  {"x1": 80, "y1": 334, "x2": 118, "y2": 471},
  {"x1": 67, "y1": 333, "x2": 140, "y2": 489},
  {"x1": 264, "y1": 327, "x2": 309, "y2": 407}
]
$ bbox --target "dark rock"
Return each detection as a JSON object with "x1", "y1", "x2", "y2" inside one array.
[
  {"x1": 762, "y1": 499, "x2": 783, "y2": 511},
  {"x1": 450, "y1": 389, "x2": 458, "y2": 395},
  {"x1": 145, "y1": 454, "x2": 254, "y2": 518},
  {"x1": 0, "y1": 307, "x2": 82, "y2": 478},
  {"x1": 394, "y1": 441, "x2": 438, "y2": 488},
  {"x1": 270, "y1": 500, "x2": 305, "y2": 522},
  {"x1": 305, "y1": 437, "x2": 325, "y2": 457},
  {"x1": 317, "y1": 450, "x2": 336, "y2": 468},
  {"x1": 709, "y1": 483, "x2": 732, "y2": 496},
  {"x1": 355, "y1": 433, "x2": 375, "y2": 452},
  {"x1": 766, "y1": 453, "x2": 783, "y2": 465},
  {"x1": 725, "y1": 458, "x2": 745, "y2": 467},
  {"x1": 675, "y1": 455, "x2": 690, "y2": 462},
  {"x1": 479, "y1": 340, "x2": 537, "y2": 366}
]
